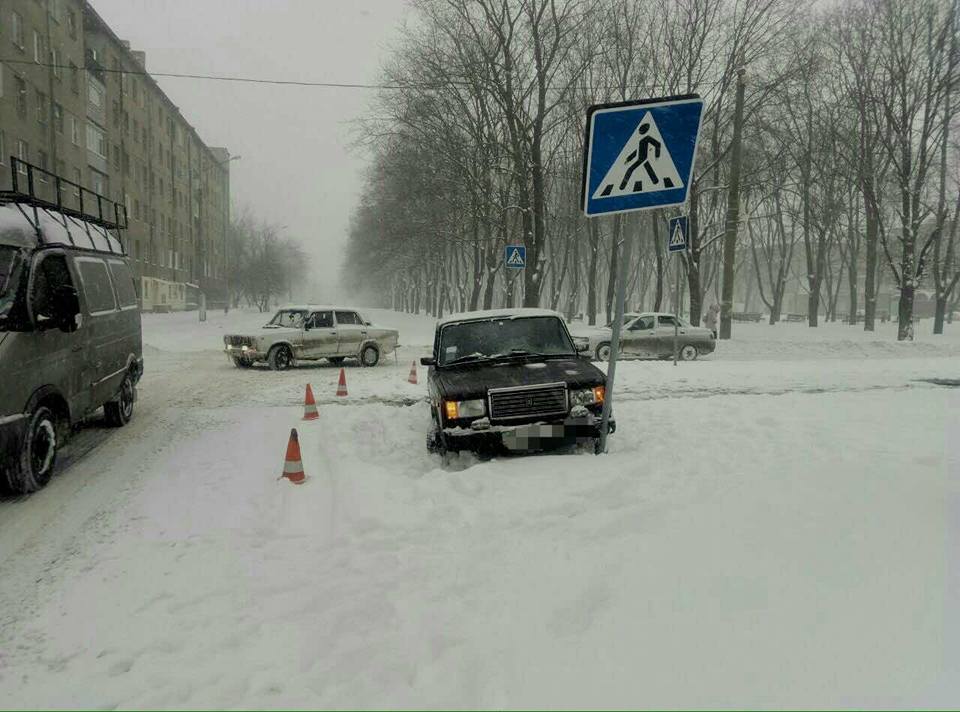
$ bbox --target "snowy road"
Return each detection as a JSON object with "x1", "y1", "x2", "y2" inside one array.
[{"x1": 0, "y1": 310, "x2": 957, "y2": 708}]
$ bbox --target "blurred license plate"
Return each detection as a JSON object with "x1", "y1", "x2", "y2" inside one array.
[{"x1": 502, "y1": 424, "x2": 564, "y2": 450}]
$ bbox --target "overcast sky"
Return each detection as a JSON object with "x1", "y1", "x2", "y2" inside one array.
[{"x1": 92, "y1": 0, "x2": 410, "y2": 301}]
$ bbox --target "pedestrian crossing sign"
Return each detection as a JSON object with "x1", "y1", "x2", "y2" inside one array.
[
  {"x1": 582, "y1": 95, "x2": 704, "y2": 217},
  {"x1": 505, "y1": 245, "x2": 526, "y2": 269},
  {"x1": 668, "y1": 216, "x2": 688, "y2": 253}
]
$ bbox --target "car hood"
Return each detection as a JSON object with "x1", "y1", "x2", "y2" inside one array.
[{"x1": 433, "y1": 357, "x2": 605, "y2": 400}]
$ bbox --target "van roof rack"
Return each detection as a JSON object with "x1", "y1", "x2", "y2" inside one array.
[{"x1": 0, "y1": 157, "x2": 128, "y2": 234}]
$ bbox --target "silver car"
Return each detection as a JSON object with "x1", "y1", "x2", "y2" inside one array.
[
  {"x1": 223, "y1": 305, "x2": 399, "y2": 370},
  {"x1": 569, "y1": 312, "x2": 716, "y2": 361}
]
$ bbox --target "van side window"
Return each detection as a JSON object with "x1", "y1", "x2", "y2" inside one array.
[
  {"x1": 30, "y1": 253, "x2": 74, "y2": 323},
  {"x1": 107, "y1": 260, "x2": 138, "y2": 308},
  {"x1": 76, "y1": 258, "x2": 117, "y2": 313}
]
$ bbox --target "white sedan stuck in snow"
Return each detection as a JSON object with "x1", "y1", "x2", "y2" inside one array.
[{"x1": 223, "y1": 305, "x2": 399, "y2": 370}]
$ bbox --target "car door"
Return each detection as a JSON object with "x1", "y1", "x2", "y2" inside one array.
[
  {"x1": 655, "y1": 315, "x2": 684, "y2": 357},
  {"x1": 300, "y1": 310, "x2": 337, "y2": 358},
  {"x1": 334, "y1": 310, "x2": 365, "y2": 356},
  {"x1": 20, "y1": 250, "x2": 91, "y2": 418},
  {"x1": 620, "y1": 315, "x2": 657, "y2": 357},
  {"x1": 73, "y1": 255, "x2": 123, "y2": 406}
]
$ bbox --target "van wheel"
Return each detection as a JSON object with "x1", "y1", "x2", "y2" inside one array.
[
  {"x1": 268, "y1": 344, "x2": 293, "y2": 371},
  {"x1": 360, "y1": 344, "x2": 380, "y2": 367},
  {"x1": 4, "y1": 405, "x2": 58, "y2": 494},
  {"x1": 104, "y1": 374, "x2": 135, "y2": 427},
  {"x1": 596, "y1": 342, "x2": 611, "y2": 361},
  {"x1": 232, "y1": 357, "x2": 252, "y2": 368}
]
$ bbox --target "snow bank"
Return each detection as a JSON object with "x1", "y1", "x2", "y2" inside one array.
[{"x1": 1, "y1": 369, "x2": 956, "y2": 707}]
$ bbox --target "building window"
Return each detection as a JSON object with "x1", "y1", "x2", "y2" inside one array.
[
  {"x1": 86, "y1": 122, "x2": 107, "y2": 158},
  {"x1": 71, "y1": 115, "x2": 81, "y2": 145},
  {"x1": 51, "y1": 47, "x2": 62, "y2": 78},
  {"x1": 112, "y1": 144, "x2": 120, "y2": 169},
  {"x1": 36, "y1": 90, "x2": 47, "y2": 125},
  {"x1": 88, "y1": 81, "x2": 104, "y2": 108},
  {"x1": 12, "y1": 12, "x2": 25, "y2": 50},
  {"x1": 0, "y1": 131, "x2": 5, "y2": 164},
  {"x1": 69, "y1": 60, "x2": 79, "y2": 94},
  {"x1": 90, "y1": 168, "x2": 107, "y2": 195},
  {"x1": 33, "y1": 30, "x2": 43, "y2": 64},
  {"x1": 16, "y1": 140, "x2": 28, "y2": 172},
  {"x1": 112, "y1": 100, "x2": 120, "y2": 128},
  {"x1": 49, "y1": 0, "x2": 61, "y2": 24},
  {"x1": 66, "y1": 9, "x2": 77, "y2": 39},
  {"x1": 37, "y1": 149, "x2": 49, "y2": 180},
  {"x1": 53, "y1": 102, "x2": 64, "y2": 133},
  {"x1": 15, "y1": 76, "x2": 27, "y2": 117},
  {"x1": 72, "y1": 167, "x2": 81, "y2": 196}
]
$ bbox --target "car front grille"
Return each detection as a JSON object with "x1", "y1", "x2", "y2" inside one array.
[
  {"x1": 225, "y1": 335, "x2": 252, "y2": 347},
  {"x1": 488, "y1": 382, "x2": 568, "y2": 421}
]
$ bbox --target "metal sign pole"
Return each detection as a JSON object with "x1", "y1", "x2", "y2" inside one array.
[
  {"x1": 674, "y1": 253, "x2": 680, "y2": 365},
  {"x1": 598, "y1": 228, "x2": 633, "y2": 454}
]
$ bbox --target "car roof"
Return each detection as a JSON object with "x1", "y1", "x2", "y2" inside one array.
[
  {"x1": 276, "y1": 304, "x2": 367, "y2": 314},
  {"x1": 437, "y1": 307, "x2": 566, "y2": 328}
]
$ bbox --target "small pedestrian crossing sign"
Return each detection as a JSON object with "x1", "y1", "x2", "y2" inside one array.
[
  {"x1": 505, "y1": 245, "x2": 526, "y2": 269},
  {"x1": 668, "y1": 216, "x2": 688, "y2": 253},
  {"x1": 582, "y1": 95, "x2": 704, "y2": 217}
]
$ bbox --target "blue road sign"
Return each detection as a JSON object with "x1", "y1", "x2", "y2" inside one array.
[
  {"x1": 668, "y1": 216, "x2": 688, "y2": 253},
  {"x1": 582, "y1": 95, "x2": 704, "y2": 217},
  {"x1": 505, "y1": 245, "x2": 526, "y2": 269}
]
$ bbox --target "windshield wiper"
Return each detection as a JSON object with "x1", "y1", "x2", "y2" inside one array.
[
  {"x1": 446, "y1": 352, "x2": 493, "y2": 365},
  {"x1": 489, "y1": 349, "x2": 571, "y2": 360}
]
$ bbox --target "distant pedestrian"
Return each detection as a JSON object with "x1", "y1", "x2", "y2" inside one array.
[{"x1": 704, "y1": 303, "x2": 720, "y2": 338}]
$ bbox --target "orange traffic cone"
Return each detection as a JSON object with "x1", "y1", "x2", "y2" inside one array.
[
  {"x1": 302, "y1": 384, "x2": 319, "y2": 420},
  {"x1": 280, "y1": 428, "x2": 306, "y2": 484},
  {"x1": 336, "y1": 368, "x2": 348, "y2": 397},
  {"x1": 407, "y1": 361, "x2": 418, "y2": 385}
]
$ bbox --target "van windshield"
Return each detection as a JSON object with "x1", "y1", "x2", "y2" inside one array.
[{"x1": 0, "y1": 246, "x2": 25, "y2": 329}]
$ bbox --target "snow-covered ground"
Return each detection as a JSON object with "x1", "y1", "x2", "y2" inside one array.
[{"x1": 0, "y1": 308, "x2": 957, "y2": 708}]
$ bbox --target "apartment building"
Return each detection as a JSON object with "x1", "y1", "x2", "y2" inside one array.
[{"x1": 0, "y1": 0, "x2": 230, "y2": 311}]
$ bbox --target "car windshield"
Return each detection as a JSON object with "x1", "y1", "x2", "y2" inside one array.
[
  {"x1": 266, "y1": 309, "x2": 307, "y2": 328},
  {"x1": 438, "y1": 316, "x2": 575, "y2": 366},
  {"x1": 0, "y1": 246, "x2": 25, "y2": 329}
]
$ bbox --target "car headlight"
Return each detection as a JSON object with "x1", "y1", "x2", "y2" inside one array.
[
  {"x1": 570, "y1": 386, "x2": 605, "y2": 406},
  {"x1": 443, "y1": 398, "x2": 486, "y2": 420}
]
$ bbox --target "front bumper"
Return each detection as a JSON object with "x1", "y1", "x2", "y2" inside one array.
[
  {"x1": 435, "y1": 409, "x2": 615, "y2": 454},
  {"x1": 224, "y1": 345, "x2": 264, "y2": 362}
]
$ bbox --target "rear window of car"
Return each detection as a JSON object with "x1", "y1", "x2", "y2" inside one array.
[
  {"x1": 335, "y1": 310, "x2": 362, "y2": 325},
  {"x1": 107, "y1": 260, "x2": 138, "y2": 308},
  {"x1": 76, "y1": 258, "x2": 117, "y2": 313}
]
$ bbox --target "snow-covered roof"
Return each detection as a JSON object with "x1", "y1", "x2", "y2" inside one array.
[
  {"x1": 276, "y1": 304, "x2": 369, "y2": 314},
  {"x1": 0, "y1": 202, "x2": 124, "y2": 254},
  {"x1": 437, "y1": 307, "x2": 564, "y2": 327}
]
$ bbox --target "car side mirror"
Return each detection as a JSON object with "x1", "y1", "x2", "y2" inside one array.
[{"x1": 420, "y1": 356, "x2": 436, "y2": 366}]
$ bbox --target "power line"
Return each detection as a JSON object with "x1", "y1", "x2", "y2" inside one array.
[{"x1": 1, "y1": 57, "x2": 728, "y2": 94}]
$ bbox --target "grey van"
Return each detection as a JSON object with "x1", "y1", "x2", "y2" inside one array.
[{"x1": 0, "y1": 160, "x2": 142, "y2": 494}]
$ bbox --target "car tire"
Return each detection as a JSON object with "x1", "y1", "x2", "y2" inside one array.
[
  {"x1": 104, "y1": 373, "x2": 135, "y2": 427},
  {"x1": 4, "y1": 405, "x2": 58, "y2": 494},
  {"x1": 328, "y1": 357, "x2": 345, "y2": 366},
  {"x1": 360, "y1": 344, "x2": 380, "y2": 367},
  {"x1": 268, "y1": 344, "x2": 293, "y2": 371},
  {"x1": 232, "y1": 357, "x2": 252, "y2": 369},
  {"x1": 596, "y1": 342, "x2": 611, "y2": 361},
  {"x1": 679, "y1": 344, "x2": 699, "y2": 361}
]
